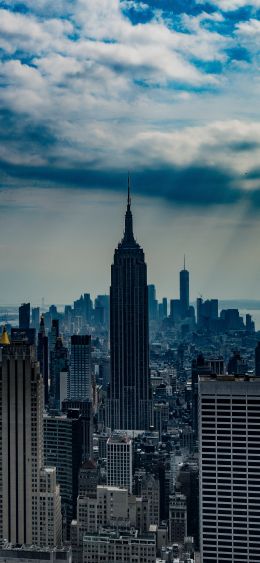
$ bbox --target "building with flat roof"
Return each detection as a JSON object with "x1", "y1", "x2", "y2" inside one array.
[
  {"x1": 107, "y1": 432, "x2": 133, "y2": 493},
  {"x1": 199, "y1": 373, "x2": 260, "y2": 562},
  {"x1": 83, "y1": 529, "x2": 156, "y2": 563}
]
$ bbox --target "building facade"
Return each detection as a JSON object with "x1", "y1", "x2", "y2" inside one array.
[
  {"x1": 82, "y1": 530, "x2": 156, "y2": 563},
  {"x1": 107, "y1": 433, "x2": 133, "y2": 494},
  {"x1": 68, "y1": 336, "x2": 92, "y2": 401},
  {"x1": 0, "y1": 340, "x2": 62, "y2": 547},
  {"x1": 199, "y1": 374, "x2": 260, "y2": 563}
]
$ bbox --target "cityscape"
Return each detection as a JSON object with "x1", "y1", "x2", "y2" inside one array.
[
  {"x1": 1, "y1": 1, "x2": 260, "y2": 563},
  {"x1": 1, "y1": 189, "x2": 260, "y2": 562}
]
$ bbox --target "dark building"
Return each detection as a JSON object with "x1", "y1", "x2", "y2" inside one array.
[
  {"x1": 109, "y1": 185, "x2": 152, "y2": 430},
  {"x1": 19, "y1": 302, "x2": 30, "y2": 329},
  {"x1": 220, "y1": 308, "x2": 244, "y2": 331},
  {"x1": 50, "y1": 336, "x2": 69, "y2": 409},
  {"x1": 180, "y1": 259, "x2": 189, "y2": 318},
  {"x1": 31, "y1": 307, "x2": 40, "y2": 331},
  {"x1": 170, "y1": 299, "x2": 182, "y2": 323},
  {"x1": 78, "y1": 459, "x2": 98, "y2": 497},
  {"x1": 68, "y1": 335, "x2": 92, "y2": 401},
  {"x1": 43, "y1": 409, "x2": 82, "y2": 537},
  {"x1": 197, "y1": 298, "x2": 218, "y2": 329},
  {"x1": 148, "y1": 285, "x2": 158, "y2": 322},
  {"x1": 62, "y1": 399, "x2": 93, "y2": 461},
  {"x1": 37, "y1": 315, "x2": 49, "y2": 406},
  {"x1": 94, "y1": 295, "x2": 109, "y2": 326},
  {"x1": 227, "y1": 350, "x2": 247, "y2": 375},
  {"x1": 49, "y1": 319, "x2": 59, "y2": 355},
  {"x1": 11, "y1": 327, "x2": 36, "y2": 346},
  {"x1": 255, "y1": 342, "x2": 260, "y2": 376},
  {"x1": 176, "y1": 462, "x2": 199, "y2": 549}
]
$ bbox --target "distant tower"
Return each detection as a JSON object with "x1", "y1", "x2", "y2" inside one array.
[
  {"x1": 31, "y1": 307, "x2": 40, "y2": 331},
  {"x1": 19, "y1": 302, "x2": 30, "y2": 329},
  {"x1": 109, "y1": 180, "x2": 152, "y2": 430},
  {"x1": 180, "y1": 257, "x2": 189, "y2": 318}
]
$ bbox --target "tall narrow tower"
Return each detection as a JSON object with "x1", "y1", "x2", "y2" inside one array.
[
  {"x1": 180, "y1": 257, "x2": 189, "y2": 318},
  {"x1": 109, "y1": 182, "x2": 152, "y2": 430}
]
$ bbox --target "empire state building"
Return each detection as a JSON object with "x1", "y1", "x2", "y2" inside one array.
[{"x1": 108, "y1": 184, "x2": 152, "y2": 430}]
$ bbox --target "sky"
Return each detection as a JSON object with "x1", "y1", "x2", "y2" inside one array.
[{"x1": 0, "y1": 0, "x2": 260, "y2": 305}]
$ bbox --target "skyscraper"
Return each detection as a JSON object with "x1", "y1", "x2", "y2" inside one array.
[
  {"x1": 109, "y1": 184, "x2": 152, "y2": 430},
  {"x1": 199, "y1": 372, "x2": 260, "y2": 562},
  {"x1": 19, "y1": 302, "x2": 30, "y2": 329},
  {"x1": 180, "y1": 258, "x2": 189, "y2": 318},
  {"x1": 0, "y1": 339, "x2": 42, "y2": 544},
  {"x1": 0, "y1": 333, "x2": 62, "y2": 547},
  {"x1": 106, "y1": 432, "x2": 133, "y2": 493},
  {"x1": 31, "y1": 307, "x2": 40, "y2": 331},
  {"x1": 37, "y1": 315, "x2": 49, "y2": 406},
  {"x1": 68, "y1": 335, "x2": 92, "y2": 401},
  {"x1": 50, "y1": 336, "x2": 69, "y2": 409}
]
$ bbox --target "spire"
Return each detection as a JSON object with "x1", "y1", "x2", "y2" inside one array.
[
  {"x1": 121, "y1": 175, "x2": 136, "y2": 247},
  {"x1": 127, "y1": 172, "x2": 131, "y2": 209},
  {"x1": 0, "y1": 325, "x2": 10, "y2": 346},
  {"x1": 184, "y1": 254, "x2": 186, "y2": 270}
]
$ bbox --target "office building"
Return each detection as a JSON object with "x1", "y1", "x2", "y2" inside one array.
[
  {"x1": 140, "y1": 473, "x2": 160, "y2": 526},
  {"x1": 62, "y1": 399, "x2": 93, "y2": 461},
  {"x1": 76, "y1": 486, "x2": 129, "y2": 544},
  {"x1": 31, "y1": 307, "x2": 40, "y2": 331},
  {"x1": 109, "y1": 186, "x2": 152, "y2": 430},
  {"x1": 37, "y1": 315, "x2": 49, "y2": 406},
  {"x1": 43, "y1": 412, "x2": 82, "y2": 535},
  {"x1": 50, "y1": 336, "x2": 69, "y2": 408},
  {"x1": 0, "y1": 336, "x2": 62, "y2": 547},
  {"x1": 148, "y1": 285, "x2": 158, "y2": 322},
  {"x1": 0, "y1": 542, "x2": 71, "y2": 563},
  {"x1": 49, "y1": 319, "x2": 59, "y2": 355},
  {"x1": 106, "y1": 432, "x2": 133, "y2": 493},
  {"x1": 39, "y1": 468, "x2": 62, "y2": 548},
  {"x1": 78, "y1": 460, "x2": 98, "y2": 497},
  {"x1": 68, "y1": 335, "x2": 92, "y2": 401},
  {"x1": 169, "y1": 493, "x2": 187, "y2": 545},
  {"x1": 83, "y1": 529, "x2": 156, "y2": 563},
  {"x1": 197, "y1": 298, "x2": 218, "y2": 329},
  {"x1": 19, "y1": 302, "x2": 30, "y2": 330},
  {"x1": 11, "y1": 327, "x2": 36, "y2": 346},
  {"x1": 199, "y1": 373, "x2": 260, "y2": 562},
  {"x1": 170, "y1": 299, "x2": 182, "y2": 323},
  {"x1": 0, "y1": 340, "x2": 42, "y2": 544}
]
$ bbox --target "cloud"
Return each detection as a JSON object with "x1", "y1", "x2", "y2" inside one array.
[
  {"x1": 0, "y1": 0, "x2": 259, "y2": 212},
  {"x1": 206, "y1": 0, "x2": 260, "y2": 10}
]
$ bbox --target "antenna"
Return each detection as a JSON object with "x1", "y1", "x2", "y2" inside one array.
[{"x1": 127, "y1": 172, "x2": 131, "y2": 207}]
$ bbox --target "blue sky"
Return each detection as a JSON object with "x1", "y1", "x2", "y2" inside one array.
[{"x1": 0, "y1": 0, "x2": 260, "y2": 304}]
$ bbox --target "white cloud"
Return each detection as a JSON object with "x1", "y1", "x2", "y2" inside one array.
[{"x1": 206, "y1": 0, "x2": 260, "y2": 9}]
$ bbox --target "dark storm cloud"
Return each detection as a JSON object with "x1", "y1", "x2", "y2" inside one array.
[{"x1": 0, "y1": 156, "x2": 246, "y2": 208}]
